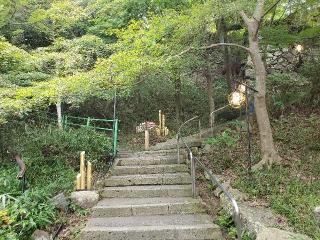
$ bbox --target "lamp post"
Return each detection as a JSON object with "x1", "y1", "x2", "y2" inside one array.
[{"x1": 228, "y1": 80, "x2": 258, "y2": 174}]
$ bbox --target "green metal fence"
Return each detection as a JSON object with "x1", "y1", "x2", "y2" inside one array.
[{"x1": 62, "y1": 115, "x2": 118, "y2": 158}]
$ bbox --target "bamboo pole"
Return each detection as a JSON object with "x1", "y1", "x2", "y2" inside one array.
[
  {"x1": 159, "y1": 110, "x2": 162, "y2": 131},
  {"x1": 162, "y1": 114, "x2": 165, "y2": 136},
  {"x1": 76, "y1": 174, "x2": 81, "y2": 190},
  {"x1": 87, "y1": 161, "x2": 92, "y2": 190},
  {"x1": 80, "y1": 151, "x2": 86, "y2": 190},
  {"x1": 145, "y1": 129, "x2": 150, "y2": 150}
]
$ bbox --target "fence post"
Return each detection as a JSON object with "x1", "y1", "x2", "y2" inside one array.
[
  {"x1": 86, "y1": 117, "x2": 91, "y2": 128},
  {"x1": 64, "y1": 116, "x2": 68, "y2": 129},
  {"x1": 113, "y1": 119, "x2": 118, "y2": 158},
  {"x1": 177, "y1": 134, "x2": 180, "y2": 164},
  {"x1": 190, "y1": 151, "x2": 196, "y2": 198},
  {"x1": 145, "y1": 129, "x2": 150, "y2": 150}
]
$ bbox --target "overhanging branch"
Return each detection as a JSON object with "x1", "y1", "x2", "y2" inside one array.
[{"x1": 166, "y1": 43, "x2": 250, "y2": 62}]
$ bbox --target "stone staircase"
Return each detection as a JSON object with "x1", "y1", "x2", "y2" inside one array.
[{"x1": 80, "y1": 149, "x2": 223, "y2": 240}]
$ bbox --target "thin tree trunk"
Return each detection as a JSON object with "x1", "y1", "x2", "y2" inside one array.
[
  {"x1": 205, "y1": 69, "x2": 215, "y2": 127},
  {"x1": 174, "y1": 77, "x2": 182, "y2": 123},
  {"x1": 56, "y1": 100, "x2": 63, "y2": 129},
  {"x1": 218, "y1": 19, "x2": 232, "y2": 91},
  {"x1": 241, "y1": 0, "x2": 281, "y2": 169}
]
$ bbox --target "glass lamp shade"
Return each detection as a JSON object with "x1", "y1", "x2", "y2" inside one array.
[
  {"x1": 295, "y1": 44, "x2": 303, "y2": 53},
  {"x1": 238, "y1": 84, "x2": 246, "y2": 93},
  {"x1": 228, "y1": 91, "x2": 246, "y2": 109}
]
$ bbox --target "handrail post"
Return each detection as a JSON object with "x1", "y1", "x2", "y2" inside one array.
[
  {"x1": 177, "y1": 134, "x2": 180, "y2": 164},
  {"x1": 198, "y1": 120, "x2": 201, "y2": 140},
  {"x1": 64, "y1": 116, "x2": 68, "y2": 129},
  {"x1": 189, "y1": 151, "x2": 196, "y2": 198},
  {"x1": 113, "y1": 119, "x2": 118, "y2": 158},
  {"x1": 86, "y1": 117, "x2": 91, "y2": 127},
  {"x1": 234, "y1": 207, "x2": 242, "y2": 240}
]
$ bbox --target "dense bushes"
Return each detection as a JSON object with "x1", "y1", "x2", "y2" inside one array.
[
  {"x1": 0, "y1": 124, "x2": 112, "y2": 239},
  {"x1": 0, "y1": 190, "x2": 56, "y2": 240}
]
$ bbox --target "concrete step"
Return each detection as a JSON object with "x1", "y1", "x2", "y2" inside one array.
[
  {"x1": 118, "y1": 155, "x2": 185, "y2": 166},
  {"x1": 101, "y1": 185, "x2": 192, "y2": 198},
  {"x1": 80, "y1": 214, "x2": 222, "y2": 240},
  {"x1": 104, "y1": 173, "x2": 191, "y2": 187},
  {"x1": 92, "y1": 197, "x2": 206, "y2": 217},
  {"x1": 118, "y1": 149, "x2": 182, "y2": 158},
  {"x1": 112, "y1": 164, "x2": 189, "y2": 175}
]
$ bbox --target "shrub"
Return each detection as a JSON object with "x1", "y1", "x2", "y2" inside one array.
[
  {"x1": 204, "y1": 129, "x2": 239, "y2": 150},
  {"x1": 0, "y1": 124, "x2": 113, "y2": 239},
  {"x1": 0, "y1": 190, "x2": 56, "y2": 240}
]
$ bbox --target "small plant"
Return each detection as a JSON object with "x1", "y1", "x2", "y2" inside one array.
[
  {"x1": 0, "y1": 190, "x2": 56, "y2": 239},
  {"x1": 69, "y1": 202, "x2": 89, "y2": 217},
  {"x1": 217, "y1": 210, "x2": 253, "y2": 240},
  {"x1": 204, "y1": 129, "x2": 239, "y2": 150}
]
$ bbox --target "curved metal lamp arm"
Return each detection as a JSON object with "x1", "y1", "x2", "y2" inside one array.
[{"x1": 178, "y1": 116, "x2": 199, "y2": 137}]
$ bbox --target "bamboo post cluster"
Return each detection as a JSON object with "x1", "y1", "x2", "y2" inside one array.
[
  {"x1": 145, "y1": 128, "x2": 150, "y2": 150},
  {"x1": 156, "y1": 110, "x2": 169, "y2": 137},
  {"x1": 75, "y1": 151, "x2": 93, "y2": 191}
]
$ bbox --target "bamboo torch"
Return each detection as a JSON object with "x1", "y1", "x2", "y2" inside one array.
[
  {"x1": 76, "y1": 174, "x2": 81, "y2": 190},
  {"x1": 87, "y1": 161, "x2": 92, "y2": 190},
  {"x1": 162, "y1": 114, "x2": 165, "y2": 135},
  {"x1": 80, "y1": 151, "x2": 86, "y2": 190},
  {"x1": 145, "y1": 129, "x2": 150, "y2": 150},
  {"x1": 159, "y1": 110, "x2": 162, "y2": 134}
]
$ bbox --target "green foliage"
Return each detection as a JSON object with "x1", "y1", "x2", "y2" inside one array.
[
  {"x1": 233, "y1": 114, "x2": 320, "y2": 239},
  {"x1": 0, "y1": 190, "x2": 56, "y2": 240},
  {"x1": 204, "y1": 129, "x2": 239, "y2": 150},
  {"x1": 0, "y1": 38, "x2": 33, "y2": 73},
  {"x1": 217, "y1": 210, "x2": 253, "y2": 240},
  {"x1": 266, "y1": 72, "x2": 310, "y2": 115},
  {"x1": 300, "y1": 59, "x2": 320, "y2": 106},
  {"x1": 0, "y1": 122, "x2": 113, "y2": 239},
  {"x1": 261, "y1": 25, "x2": 299, "y2": 47}
]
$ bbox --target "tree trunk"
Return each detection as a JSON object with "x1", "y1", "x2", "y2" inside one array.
[
  {"x1": 241, "y1": 0, "x2": 281, "y2": 169},
  {"x1": 205, "y1": 69, "x2": 215, "y2": 127},
  {"x1": 217, "y1": 18, "x2": 232, "y2": 91},
  {"x1": 56, "y1": 100, "x2": 63, "y2": 129},
  {"x1": 174, "y1": 77, "x2": 182, "y2": 123}
]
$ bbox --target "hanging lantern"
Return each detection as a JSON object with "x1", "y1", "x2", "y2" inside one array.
[
  {"x1": 228, "y1": 91, "x2": 246, "y2": 109},
  {"x1": 295, "y1": 44, "x2": 303, "y2": 53},
  {"x1": 238, "y1": 84, "x2": 246, "y2": 93}
]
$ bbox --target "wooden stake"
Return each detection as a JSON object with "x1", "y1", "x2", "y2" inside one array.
[
  {"x1": 145, "y1": 129, "x2": 150, "y2": 150},
  {"x1": 159, "y1": 110, "x2": 162, "y2": 130},
  {"x1": 87, "y1": 161, "x2": 92, "y2": 190},
  {"x1": 80, "y1": 151, "x2": 86, "y2": 190},
  {"x1": 76, "y1": 174, "x2": 81, "y2": 190},
  {"x1": 162, "y1": 114, "x2": 165, "y2": 136}
]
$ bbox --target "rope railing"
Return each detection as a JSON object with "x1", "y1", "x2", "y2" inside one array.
[{"x1": 177, "y1": 116, "x2": 242, "y2": 240}]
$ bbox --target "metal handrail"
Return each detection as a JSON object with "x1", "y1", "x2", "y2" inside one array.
[
  {"x1": 63, "y1": 115, "x2": 119, "y2": 159},
  {"x1": 177, "y1": 116, "x2": 199, "y2": 164},
  {"x1": 177, "y1": 117, "x2": 242, "y2": 240}
]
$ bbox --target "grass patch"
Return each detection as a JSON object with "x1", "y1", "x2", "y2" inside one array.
[{"x1": 201, "y1": 113, "x2": 320, "y2": 239}]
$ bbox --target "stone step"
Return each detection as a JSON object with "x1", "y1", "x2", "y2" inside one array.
[
  {"x1": 150, "y1": 139, "x2": 202, "y2": 151},
  {"x1": 118, "y1": 156, "x2": 185, "y2": 166},
  {"x1": 118, "y1": 149, "x2": 182, "y2": 158},
  {"x1": 101, "y1": 185, "x2": 192, "y2": 198},
  {"x1": 92, "y1": 197, "x2": 206, "y2": 217},
  {"x1": 104, "y1": 173, "x2": 191, "y2": 187},
  {"x1": 80, "y1": 214, "x2": 222, "y2": 240},
  {"x1": 112, "y1": 164, "x2": 189, "y2": 175}
]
